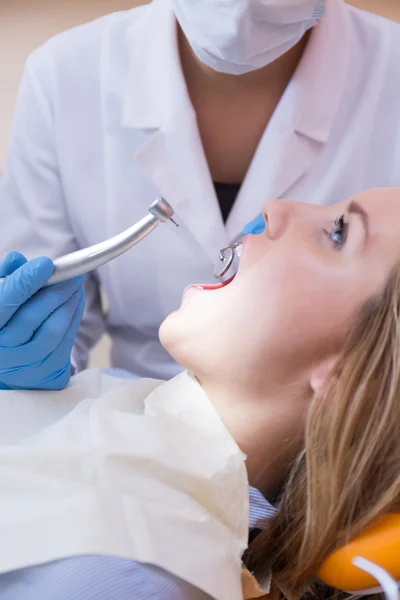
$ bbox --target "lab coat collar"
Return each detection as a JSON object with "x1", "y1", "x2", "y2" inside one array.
[
  {"x1": 292, "y1": 0, "x2": 351, "y2": 143},
  {"x1": 122, "y1": 0, "x2": 193, "y2": 131}
]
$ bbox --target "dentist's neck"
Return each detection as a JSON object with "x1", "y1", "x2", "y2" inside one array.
[
  {"x1": 198, "y1": 377, "x2": 310, "y2": 502},
  {"x1": 177, "y1": 25, "x2": 311, "y2": 183}
]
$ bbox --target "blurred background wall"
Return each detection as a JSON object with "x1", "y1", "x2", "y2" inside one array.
[{"x1": 0, "y1": 0, "x2": 399, "y2": 367}]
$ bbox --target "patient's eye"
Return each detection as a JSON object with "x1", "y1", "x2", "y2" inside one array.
[{"x1": 324, "y1": 215, "x2": 348, "y2": 249}]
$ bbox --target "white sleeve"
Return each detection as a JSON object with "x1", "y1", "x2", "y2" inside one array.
[{"x1": 0, "y1": 51, "x2": 105, "y2": 370}]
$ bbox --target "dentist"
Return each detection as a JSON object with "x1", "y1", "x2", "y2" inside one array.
[{"x1": 1, "y1": 0, "x2": 400, "y2": 390}]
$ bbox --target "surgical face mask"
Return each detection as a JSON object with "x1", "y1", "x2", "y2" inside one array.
[{"x1": 172, "y1": 0, "x2": 326, "y2": 75}]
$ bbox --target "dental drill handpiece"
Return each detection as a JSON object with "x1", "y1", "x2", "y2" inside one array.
[{"x1": 0, "y1": 198, "x2": 178, "y2": 287}]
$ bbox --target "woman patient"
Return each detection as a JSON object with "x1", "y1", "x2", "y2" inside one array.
[{"x1": 1, "y1": 188, "x2": 400, "y2": 600}]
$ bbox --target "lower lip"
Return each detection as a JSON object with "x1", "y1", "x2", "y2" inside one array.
[{"x1": 184, "y1": 274, "x2": 236, "y2": 295}]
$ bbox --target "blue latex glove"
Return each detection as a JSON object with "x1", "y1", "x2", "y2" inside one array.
[
  {"x1": 0, "y1": 252, "x2": 85, "y2": 391},
  {"x1": 242, "y1": 214, "x2": 266, "y2": 237}
]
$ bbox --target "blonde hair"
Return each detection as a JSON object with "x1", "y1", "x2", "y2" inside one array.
[{"x1": 245, "y1": 264, "x2": 400, "y2": 599}]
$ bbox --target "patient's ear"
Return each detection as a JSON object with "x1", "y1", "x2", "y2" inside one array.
[{"x1": 310, "y1": 356, "x2": 338, "y2": 394}]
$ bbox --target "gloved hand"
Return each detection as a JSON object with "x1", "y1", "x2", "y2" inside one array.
[{"x1": 0, "y1": 252, "x2": 85, "y2": 391}]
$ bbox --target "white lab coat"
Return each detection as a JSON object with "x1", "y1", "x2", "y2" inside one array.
[{"x1": 1, "y1": 0, "x2": 400, "y2": 379}]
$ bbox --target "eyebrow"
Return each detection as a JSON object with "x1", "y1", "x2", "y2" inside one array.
[{"x1": 348, "y1": 200, "x2": 369, "y2": 242}]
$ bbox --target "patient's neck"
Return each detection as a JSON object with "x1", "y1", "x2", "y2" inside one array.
[{"x1": 199, "y1": 378, "x2": 309, "y2": 502}]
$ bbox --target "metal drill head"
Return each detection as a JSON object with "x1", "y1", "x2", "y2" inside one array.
[{"x1": 149, "y1": 197, "x2": 176, "y2": 223}]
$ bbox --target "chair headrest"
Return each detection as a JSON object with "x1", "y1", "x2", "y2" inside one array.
[{"x1": 317, "y1": 514, "x2": 400, "y2": 592}]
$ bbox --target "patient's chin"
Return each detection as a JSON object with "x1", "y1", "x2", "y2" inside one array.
[
  {"x1": 159, "y1": 311, "x2": 198, "y2": 372},
  {"x1": 159, "y1": 311, "x2": 183, "y2": 356}
]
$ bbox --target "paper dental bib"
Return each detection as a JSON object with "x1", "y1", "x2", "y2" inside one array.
[{"x1": 0, "y1": 370, "x2": 249, "y2": 600}]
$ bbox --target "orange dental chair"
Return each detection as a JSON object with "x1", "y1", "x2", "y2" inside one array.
[{"x1": 318, "y1": 514, "x2": 400, "y2": 599}]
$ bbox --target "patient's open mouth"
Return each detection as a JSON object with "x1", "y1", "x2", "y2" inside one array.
[{"x1": 184, "y1": 242, "x2": 242, "y2": 295}]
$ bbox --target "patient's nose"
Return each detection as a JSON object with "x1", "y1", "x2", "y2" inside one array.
[
  {"x1": 242, "y1": 199, "x2": 307, "y2": 240},
  {"x1": 261, "y1": 199, "x2": 293, "y2": 241}
]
